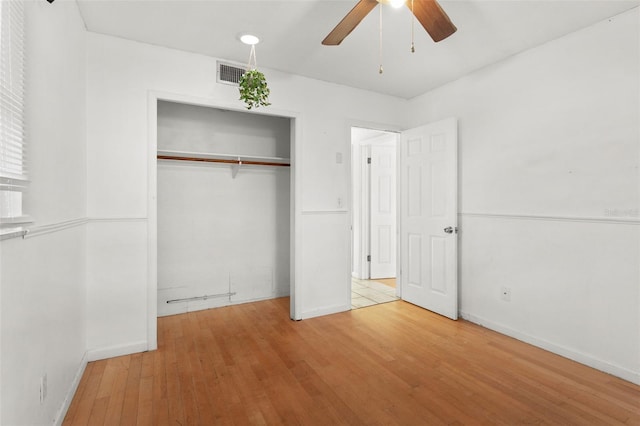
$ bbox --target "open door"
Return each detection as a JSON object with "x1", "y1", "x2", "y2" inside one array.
[{"x1": 399, "y1": 118, "x2": 458, "y2": 320}]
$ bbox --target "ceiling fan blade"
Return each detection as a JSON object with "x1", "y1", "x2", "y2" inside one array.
[
  {"x1": 322, "y1": 0, "x2": 378, "y2": 46},
  {"x1": 408, "y1": 0, "x2": 457, "y2": 42}
]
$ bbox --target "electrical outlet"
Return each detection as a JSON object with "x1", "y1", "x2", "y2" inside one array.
[
  {"x1": 40, "y1": 374, "x2": 47, "y2": 404},
  {"x1": 501, "y1": 287, "x2": 511, "y2": 302}
]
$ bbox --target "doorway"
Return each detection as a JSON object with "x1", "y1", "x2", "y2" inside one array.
[
  {"x1": 351, "y1": 127, "x2": 400, "y2": 309},
  {"x1": 147, "y1": 92, "x2": 302, "y2": 351},
  {"x1": 349, "y1": 118, "x2": 459, "y2": 317},
  {"x1": 156, "y1": 101, "x2": 291, "y2": 317}
]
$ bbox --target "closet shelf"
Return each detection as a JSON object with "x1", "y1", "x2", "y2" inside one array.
[{"x1": 157, "y1": 149, "x2": 290, "y2": 167}]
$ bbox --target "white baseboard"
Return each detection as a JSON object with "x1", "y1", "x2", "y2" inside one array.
[
  {"x1": 300, "y1": 303, "x2": 351, "y2": 319},
  {"x1": 460, "y1": 311, "x2": 640, "y2": 386},
  {"x1": 87, "y1": 341, "x2": 148, "y2": 362},
  {"x1": 54, "y1": 351, "x2": 88, "y2": 426}
]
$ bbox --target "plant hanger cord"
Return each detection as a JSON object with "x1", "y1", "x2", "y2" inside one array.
[{"x1": 247, "y1": 44, "x2": 257, "y2": 70}]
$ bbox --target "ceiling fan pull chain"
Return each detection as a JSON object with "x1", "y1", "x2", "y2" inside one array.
[
  {"x1": 379, "y1": 3, "x2": 383, "y2": 74},
  {"x1": 411, "y1": 0, "x2": 415, "y2": 53}
]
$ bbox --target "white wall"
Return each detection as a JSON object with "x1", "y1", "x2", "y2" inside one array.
[
  {"x1": 0, "y1": 1, "x2": 87, "y2": 424},
  {"x1": 85, "y1": 32, "x2": 408, "y2": 357},
  {"x1": 157, "y1": 101, "x2": 291, "y2": 315},
  {"x1": 157, "y1": 100, "x2": 291, "y2": 157},
  {"x1": 408, "y1": 9, "x2": 639, "y2": 383}
]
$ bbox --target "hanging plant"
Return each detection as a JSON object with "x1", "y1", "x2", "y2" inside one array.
[
  {"x1": 239, "y1": 69, "x2": 271, "y2": 110},
  {"x1": 238, "y1": 43, "x2": 271, "y2": 110}
]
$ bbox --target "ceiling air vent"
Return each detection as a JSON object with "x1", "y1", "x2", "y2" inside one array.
[{"x1": 217, "y1": 61, "x2": 246, "y2": 86}]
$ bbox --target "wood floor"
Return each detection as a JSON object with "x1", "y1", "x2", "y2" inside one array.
[
  {"x1": 375, "y1": 278, "x2": 396, "y2": 288},
  {"x1": 64, "y1": 298, "x2": 640, "y2": 425}
]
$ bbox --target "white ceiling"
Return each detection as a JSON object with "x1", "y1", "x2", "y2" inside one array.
[{"x1": 76, "y1": 0, "x2": 638, "y2": 99}]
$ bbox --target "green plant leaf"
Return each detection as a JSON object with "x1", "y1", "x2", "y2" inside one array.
[{"x1": 238, "y1": 69, "x2": 271, "y2": 110}]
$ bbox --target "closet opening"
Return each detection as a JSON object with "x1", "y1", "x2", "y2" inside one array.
[
  {"x1": 350, "y1": 126, "x2": 400, "y2": 309},
  {"x1": 155, "y1": 100, "x2": 293, "y2": 318}
]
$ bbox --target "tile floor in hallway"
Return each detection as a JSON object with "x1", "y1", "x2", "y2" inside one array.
[{"x1": 351, "y1": 278, "x2": 399, "y2": 309}]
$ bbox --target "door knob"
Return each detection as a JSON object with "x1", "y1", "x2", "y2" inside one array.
[{"x1": 444, "y1": 226, "x2": 454, "y2": 234}]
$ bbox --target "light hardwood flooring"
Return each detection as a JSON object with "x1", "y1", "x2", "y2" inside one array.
[
  {"x1": 64, "y1": 297, "x2": 640, "y2": 425},
  {"x1": 375, "y1": 278, "x2": 396, "y2": 288}
]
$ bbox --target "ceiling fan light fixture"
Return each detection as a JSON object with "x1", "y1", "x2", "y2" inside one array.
[
  {"x1": 389, "y1": 0, "x2": 406, "y2": 9},
  {"x1": 239, "y1": 34, "x2": 260, "y2": 45},
  {"x1": 322, "y1": 0, "x2": 456, "y2": 46}
]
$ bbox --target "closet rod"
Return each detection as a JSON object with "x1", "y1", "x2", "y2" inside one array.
[{"x1": 157, "y1": 155, "x2": 290, "y2": 167}]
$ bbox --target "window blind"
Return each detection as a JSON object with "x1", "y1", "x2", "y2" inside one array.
[{"x1": 0, "y1": 0, "x2": 26, "y2": 221}]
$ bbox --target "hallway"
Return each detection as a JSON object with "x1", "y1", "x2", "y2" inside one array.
[{"x1": 351, "y1": 278, "x2": 399, "y2": 309}]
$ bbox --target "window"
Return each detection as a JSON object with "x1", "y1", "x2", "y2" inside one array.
[{"x1": 0, "y1": 0, "x2": 27, "y2": 224}]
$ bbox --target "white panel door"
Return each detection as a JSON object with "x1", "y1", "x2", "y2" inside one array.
[
  {"x1": 370, "y1": 145, "x2": 396, "y2": 279},
  {"x1": 400, "y1": 118, "x2": 458, "y2": 319}
]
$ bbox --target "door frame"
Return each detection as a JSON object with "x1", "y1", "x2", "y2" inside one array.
[
  {"x1": 147, "y1": 91, "x2": 302, "y2": 350},
  {"x1": 351, "y1": 142, "x2": 371, "y2": 280}
]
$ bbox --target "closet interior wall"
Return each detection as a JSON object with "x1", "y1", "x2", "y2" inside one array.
[{"x1": 157, "y1": 101, "x2": 291, "y2": 316}]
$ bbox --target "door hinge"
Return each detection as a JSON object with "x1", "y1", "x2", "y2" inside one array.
[
  {"x1": 367, "y1": 255, "x2": 371, "y2": 262},
  {"x1": 367, "y1": 157, "x2": 371, "y2": 164}
]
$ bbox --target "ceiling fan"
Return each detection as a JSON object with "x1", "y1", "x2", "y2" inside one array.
[{"x1": 322, "y1": 0, "x2": 457, "y2": 46}]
